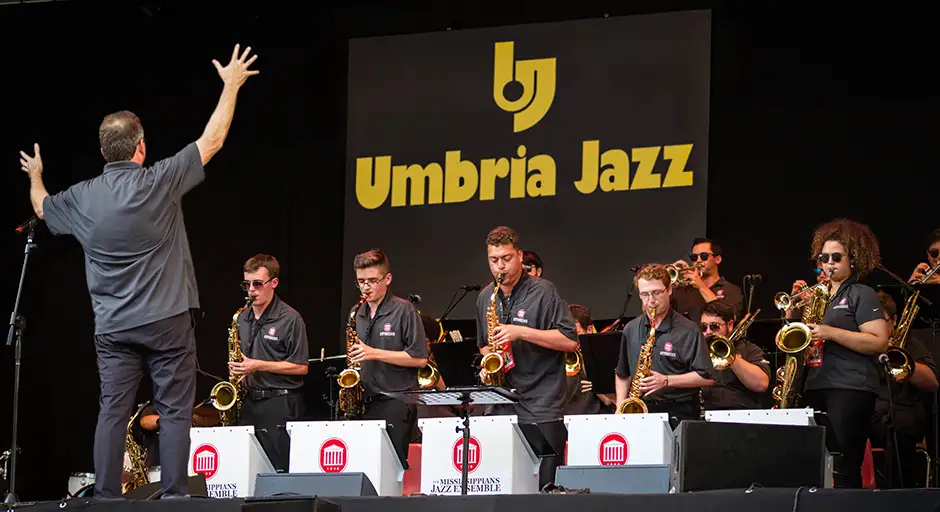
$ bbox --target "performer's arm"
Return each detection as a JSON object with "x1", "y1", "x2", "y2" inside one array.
[
  {"x1": 808, "y1": 289, "x2": 889, "y2": 354},
  {"x1": 910, "y1": 362, "x2": 939, "y2": 392},
  {"x1": 614, "y1": 330, "x2": 633, "y2": 404},
  {"x1": 350, "y1": 310, "x2": 428, "y2": 368},
  {"x1": 491, "y1": 292, "x2": 579, "y2": 352},
  {"x1": 196, "y1": 44, "x2": 258, "y2": 165},
  {"x1": 730, "y1": 345, "x2": 770, "y2": 393},
  {"x1": 19, "y1": 143, "x2": 49, "y2": 219}
]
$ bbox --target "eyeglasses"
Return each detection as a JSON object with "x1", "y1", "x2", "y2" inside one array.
[
  {"x1": 700, "y1": 322, "x2": 725, "y2": 332},
  {"x1": 817, "y1": 252, "x2": 843, "y2": 263},
  {"x1": 638, "y1": 289, "x2": 665, "y2": 299},
  {"x1": 689, "y1": 252, "x2": 713, "y2": 262},
  {"x1": 240, "y1": 278, "x2": 272, "y2": 291},
  {"x1": 356, "y1": 275, "x2": 387, "y2": 287},
  {"x1": 929, "y1": 249, "x2": 939, "y2": 259}
]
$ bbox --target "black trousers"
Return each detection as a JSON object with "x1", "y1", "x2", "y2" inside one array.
[
  {"x1": 93, "y1": 311, "x2": 196, "y2": 498},
  {"x1": 484, "y1": 404, "x2": 568, "y2": 490},
  {"x1": 647, "y1": 399, "x2": 700, "y2": 431},
  {"x1": 803, "y1": 389, "x2": 876, "y2": 488},
  {"x1": 239, "y1": 391, "x2": 305, "y2": 472},
  {"x1": 869, "y1": 417, "x2": 927, "y2": 488},
  {"x1": 362, "y1": 396, "x2": 416, "y2": 470}
]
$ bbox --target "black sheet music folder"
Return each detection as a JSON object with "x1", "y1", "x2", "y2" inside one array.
[{"x1": 578, "y1": 332, "x2": 621, "y2": 395}]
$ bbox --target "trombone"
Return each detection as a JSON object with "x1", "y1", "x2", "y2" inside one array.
[{"x1": 707, "y1": 309, "x2": 760, "y2": 370}]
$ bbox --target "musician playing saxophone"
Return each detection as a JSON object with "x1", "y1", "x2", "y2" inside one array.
[
  {"x1": 349, "y1": 249, "x2": 428, "y2": 471},
  {"x1": 869, "y1": 291, "x2": 939, "y2": 488},
  {"x1": 231, "y1": 254, "x2": 309, "y2": 472},
  {"x1": 792, "y1": 218, "x2": 890, "y2": 488},
  {"x1": 475, "y1": 226, "x2": 579, "y2": 489},
  {"x1": 698, "y1": 301, "x2": 770, "y2": 410},
  {"x1": 615, "y1": 264, "x2": 715, "y2": 428}
]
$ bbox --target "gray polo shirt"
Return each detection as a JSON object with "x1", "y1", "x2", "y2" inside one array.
[
  {"x1": 803, "y1": 274, "x2": 884, "y2": 394},
  {"x1": 42, "y1": 143, "x2": 204, "y2": 335},
  {"x1": 354, "y1": 293, "x2": 428, "y2": 396},
  {"x1": 701, "y1": 338, "x2": 770, "y2": 409},
  {"x1": 475, "y1": 273, "x2": 579, "y2": 422},
  {"x1": 616, "y1": 308, "x2": 715, "y2": 403},
  {"x1": 672, "y1": 277, "x2": 744, "y2": 324},
  {"x1": 238, "y1": 294, "x2": 309, "y2": 390}
]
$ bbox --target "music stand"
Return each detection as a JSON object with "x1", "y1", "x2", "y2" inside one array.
[
  {"x1": 385, "y1": 386, "x2": 520, "y2": 495},
  {"x1": 429, "y1": 342, "x2": 480, "y2": 387},
  {"x1": 578, "y1": 332, "x2": 621, "y2": 395}
]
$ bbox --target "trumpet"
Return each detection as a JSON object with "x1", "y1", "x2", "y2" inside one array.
[
  {"x1": 883, "y1": 290, "x2": 919, "y2": 382},
  {"x1": 707, "y1": 309, "x2": 760, "y2": 370},
  {"x1": 773, "y1": 280, "x2": 831, "y2": 313},
  {"x1": 665, "y1": 263, "x2": 700, "y2": 286},
  {"x1": 911, "y1": 261, "x2": 940, "y2": 285}
]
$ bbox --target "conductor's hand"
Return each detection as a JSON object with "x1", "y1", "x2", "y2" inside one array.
[
  {"x1": 213, "y1": 44, "x2": 259, "y2": 88},
  {"x1": 229, "y1": 356, "x2": 261, "y2": 381},
  {"x1": 19, "y1": 143, "x2": 43, "y2": 178},
  {"x1": 349, "y1": 343, "x2": 378, "y2": 364}
]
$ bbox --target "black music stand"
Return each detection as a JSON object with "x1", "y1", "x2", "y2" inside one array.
[
  {"x1": 385, "y1": 386, "x2": 520, "y2": 495},
  {"x1": 429, "y1": 342, "x2": 480, "y2": 387},
  {"x1": 578, "y1": 332, "x2": 621, "y2": 395}
]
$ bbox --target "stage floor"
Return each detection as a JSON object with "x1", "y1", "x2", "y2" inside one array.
[{"x1": 12, "y1": 488, "x2": 940, "y2": 512}]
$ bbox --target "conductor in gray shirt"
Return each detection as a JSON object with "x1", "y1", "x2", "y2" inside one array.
[{"x1": 17, "y1": 45, "x2": 259, "y2": 499}]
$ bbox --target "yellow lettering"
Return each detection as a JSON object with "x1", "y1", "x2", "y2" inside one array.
[
  {"x1": 661, "y1": 144, "x2": 694, "y2": 188},
  {"x1": 391, "y1": 162, "x2": 443, "y2": 207},
  {"x1": 355, "y1": 156, "x2": 391, "y2": 210},
  {"x1": 630, "y1": 146, "x2": 661, "y2": 190},
  {"x1": 575, "y1": 141, "x2": 598, "y2": 194},
  {"x1": 444, "y1": 151, "x2": 479, "y2": 203},
  {"x1": 599, "y1": 149, "x2": 630, "y2": 192},
  {"x1": 510, "y1": 145, "x2": 527, "y2": 199},
  {"x1": 526, "y1": 154, "x2": 556, "y2": 197},
  {"x1": 480, "y1": 158, "x2": 510, "y2": 201}
]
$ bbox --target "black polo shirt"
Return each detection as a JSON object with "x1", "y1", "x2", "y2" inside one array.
[
  {"x1": 873, "y1": 335, "x2": 940, "y2": 438},
  {"x1": 238, "y1": 295, "x2": 309, "y2": 390},
  {"x1": 616, "y1": 308, "x2": 715, "y2": 403},
  {"x1": 42, "y1": 142, "x2": 204, "y2": 334},
  {"x1": 354, "y1": 293, "x2": 428, "y2": 396},
  {"x1": 671, "y1": 277, "x2": 744, "y2": 325},
  {"x1": 475, "y1": 273, "x2": 579, "y2": 422},
  {"x1": 804, "y1": 274, "x2": 884, "y2": 394},
  {"x1": 701, "y1": 338, "x2": 771, "y2": 410}
]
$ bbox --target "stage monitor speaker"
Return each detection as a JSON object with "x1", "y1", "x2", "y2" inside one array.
[
  {"x1": 672, "y1": 420, "x2": 827, "y2": 492},
  {"x1": 555, "y1": 464, "x2": 670, "y2": 494},
  {"x1": 253, "y1": 472, "x2": 377, "y2": 497},
  {"x1": 122, "y1": 474, "x2": 208, "y2": 500},
  {"x1": 243, "y1": 496, "x2": 341, "y2": 512}
]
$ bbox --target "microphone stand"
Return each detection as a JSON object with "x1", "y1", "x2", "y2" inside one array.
[
  {"x1": 881, "y1": 360, "x2": 905, "y2": 488},
  {"x1": 4, "y1": 223, "x2": 38, "y2": 506},
  {"x1": 877, "y1": 264, "x2": 934, "y2": 308},
  {"x1": 437, "y1": 287, "x2": 473, "y2": 336}
]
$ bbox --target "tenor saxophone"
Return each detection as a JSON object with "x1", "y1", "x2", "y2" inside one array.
[
  {"x1": 616, "y1": 306, "x2": 657, "y2": 414},
  {"x1": 338, "y1": 296, "x2": 367, "y2": 419},
  {"x1": 480, "y1": 275, "x2": 515, "y2": 386},
  {"x1": 212, "y1": 296, "x2": 252, "y2": 426},
  {"x1": 122, "y1": 402, "x2": 150, "y2": 494}
]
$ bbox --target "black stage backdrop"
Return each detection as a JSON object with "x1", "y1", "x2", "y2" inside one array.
[
  {"x1": 0, "y1": 0, "x2": 936, "y2": 502},
  {"x1": 342, "y1": 11, "x2": 710, "y2": 321}
]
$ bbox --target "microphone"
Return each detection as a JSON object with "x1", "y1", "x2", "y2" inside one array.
[
  {"x1": 460, "y1": 284, "x2": 481, "y2": 291},
  {"x1": 630, "y1": 266, "x2": 641, "y2": 273},
  {"x1": 15, "y1": 215, "x2": 40, "y2": 234},
  {"x1": 744, "y1": 274, "x2": 763, "y2": 283},
  {"x1": 408, "y1": 294, "x2": 421, "y2": 304}
]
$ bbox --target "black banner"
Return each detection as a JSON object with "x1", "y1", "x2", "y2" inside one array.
[{"x1": 342, "y1": 10, "x2": 711, "y2": 323}]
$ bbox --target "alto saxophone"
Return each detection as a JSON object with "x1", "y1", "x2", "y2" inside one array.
[
  {"x1": 211, "y1": 296, "x2": 252, "y2": 426},
  {"x1": 616, "y1": 306, "x2": 657, "y2": 414},
  {"x1": 480, "y1": 275, "x2": 515, "y2": 386},
  {"x1": 338, "y1": 296, "x2": 367, "y2": 419},
  {"x1": 122, "y1": 402, "x2": 150, "y2": 494}
]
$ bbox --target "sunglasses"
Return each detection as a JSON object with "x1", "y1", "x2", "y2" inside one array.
[
  {"x1": 689, "y1": 252, "x2": 712, "y2": 262},
  {"x1": 817, "y1": 252, "x2": 844, "y2": 263},
  {"x1": 240, "y1": 278, "x2": 272, "y2": 291},
  {"x1": 700, "y1": 322, "x2": 725, "y2": 332},
  {"x1": 929, "y1": 249, "x2": 939, "y2": 259}
]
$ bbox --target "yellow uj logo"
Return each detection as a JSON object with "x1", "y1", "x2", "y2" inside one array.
[{"x1": 492, "y1": 41, "x2": 556, "y2": 133}]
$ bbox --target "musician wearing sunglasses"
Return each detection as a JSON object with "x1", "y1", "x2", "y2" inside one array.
[
  {"x1": 908, "y1": 229, "x2": 940, "y2": 284},
  {"x1": 350, "y1": 249, "x2": 428, "y2": 471},
  {"x1": 869, "y1": 291, "x2": 939, "y2": 488},
  {"x1": 523, "y1": 250, "x2": 544, "y2": 277},
  {"x1": 792, "y1": 218, "x2": 891, "y2": 488},
  {"x1": 233, "y1": 254, "x2": 309, "y2": 472},
  {"x1": 698, "y1": 301, "x2": 770, "y2": 410},
  {"x1": 671, "y1": 238, "x2": 744, "y2": 324}
]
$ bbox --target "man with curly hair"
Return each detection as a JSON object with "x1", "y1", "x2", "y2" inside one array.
[{"x1": 787, "y1": 218, "x2": 891, "y2": 488}]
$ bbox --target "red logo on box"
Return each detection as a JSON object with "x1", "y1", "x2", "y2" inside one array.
[
  {"x1": 598, "y1": 433, "x2": 628, "y2": 465},
  {"x1": 319, "y1": 438, "x2": 349, "y2": 473},
  {"x1": 192, "y1": 444, "x2": 220, "y2": 480},
  {"x1": 453, "y1": 436, "x2": 482, "y2": 473}
]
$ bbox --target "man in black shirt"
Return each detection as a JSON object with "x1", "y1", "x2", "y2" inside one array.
[
  {"x1": 475, "y1": 226, "x2": 579, "y2": 488},
  {"x1": 232, "y1": 254, "x2": 309, "y2": 472},
  {"x1": 18, "y1": 45, "x2": 258, "y2": 498},
  {"x1": 698, "y1": 301, "x2": 770, "y2": 410},
  {"x1": 671, "y1": 238, "x2": 744, "y2": 324},
  {"x1": 348, "y1": 249, "x2": 428, "y2": 470},
  {"x1": 908, "y1": 228, "x2": 940, "y2": 284},
  {"x1": 869, "y1": 291, "x2": 939, "y2": 488},
  {"x1": 616, "y1": 263, "x2": 715, "y2": 428}
]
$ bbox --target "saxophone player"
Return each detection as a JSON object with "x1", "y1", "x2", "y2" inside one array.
[
  {"x1": 615, "y1": 264, "x2": 715, "y2": 428},
  {"x1": 231, "y1": 254, "x2": 309, "y2": 472},
  {"x1": 475, "y1": 226, "x2": 579, "y2": 489},
  {"x1": 348, "y1": 249, "x2": 428, "y2": 470}
]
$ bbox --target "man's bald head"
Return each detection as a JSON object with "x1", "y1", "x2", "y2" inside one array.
[{"x1": 99, "y1": 110, "x2": 144, "y2": 163}]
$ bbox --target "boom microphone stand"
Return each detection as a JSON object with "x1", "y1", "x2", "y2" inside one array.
[{"x1": 4, "y1": 220, "x2": 39, "y2": 505}]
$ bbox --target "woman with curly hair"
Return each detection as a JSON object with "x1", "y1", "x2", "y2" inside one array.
[{"x1": 789, "y1": 218, "x2": 890, "y2": 488}]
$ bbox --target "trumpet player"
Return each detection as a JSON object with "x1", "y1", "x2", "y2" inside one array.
[
  {"x1": 350, "y1": 249, "x2": 428, "y2": 470},
  {"x1": 234, "y1": 255, "x2": 309, "y2": 472},
  {"x1": 794, "y1": 219, "x2": 890, "y2": 488},
  {"x1": 615, "y1": 264, "x2": 715, "y2": 428},
  {"x1": 475, "y1": 226, "x2": 579, "y2": 489},
  {"x1": 671, "y1": 238, "x2": 744, "y2": 324},
  {"x1": 698, "y1": 301, "x2": 771, "y2": 410},
  {"x1": 908, "y1": 229, "x2": 940, "y2": 284},
  {"x1": 869, "y1": 291, "x2": 939, "y2": 488}
]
